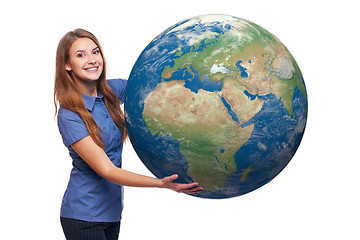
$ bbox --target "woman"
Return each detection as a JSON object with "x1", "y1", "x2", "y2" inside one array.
[{"x1": 54, "y1": 29, "x2": 202, "y2": 240}]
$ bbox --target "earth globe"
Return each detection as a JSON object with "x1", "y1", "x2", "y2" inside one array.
[{"x1": 124, "y1": 14, "x2": 307, "y2": 199}]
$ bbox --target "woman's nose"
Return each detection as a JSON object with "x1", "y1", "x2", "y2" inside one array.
[{"x1": 87, "y1": 55, "x2": 97, "y2": 64}]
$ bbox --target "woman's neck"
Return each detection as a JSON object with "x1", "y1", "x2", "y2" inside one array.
[{"x1": 75, "y1": 79, "x2": 98, "y2": 97}]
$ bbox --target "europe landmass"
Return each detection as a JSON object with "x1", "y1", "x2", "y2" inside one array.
[{"x1": 162, "y1": 24, "x2": 307, "y2": 117}]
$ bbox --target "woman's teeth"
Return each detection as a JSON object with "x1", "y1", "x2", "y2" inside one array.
[{"x1": 86, "y1": 67, "x2": 98, "y2": 71}]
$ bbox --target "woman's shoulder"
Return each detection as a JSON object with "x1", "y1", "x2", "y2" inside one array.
[
  {"x1": 107, "y1": 78, "x2": 127, "y2": 90},
  {"x1": 107, "y1": 78, "x2": 128, "y2": 103},
  {"x1": 57, "y1": 106, "x2": 88, "y2": 147}
]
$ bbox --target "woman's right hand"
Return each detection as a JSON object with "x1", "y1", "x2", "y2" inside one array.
[{"x1": 160, "y1": 174, "x2": 203, "y2": 195}]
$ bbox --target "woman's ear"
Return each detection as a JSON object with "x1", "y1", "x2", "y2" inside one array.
[{"x1": 65, "y1": 63, "x2": 72, "y2": 71}]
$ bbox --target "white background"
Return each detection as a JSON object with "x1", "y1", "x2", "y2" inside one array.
[{"x1": 1, "y1": 0, "x2": 359, "y2": 239}]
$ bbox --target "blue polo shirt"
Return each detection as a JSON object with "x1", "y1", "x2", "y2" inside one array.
[{"x1": 57, "y1": 78, "x2": 127, "y2": 222}]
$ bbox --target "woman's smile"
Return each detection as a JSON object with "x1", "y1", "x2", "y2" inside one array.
[
  {"x1": 84, "y1": 66, "x2": 100, "y2": 73},
  {"x1": 85, "y1": 66, "x2": 99, "y2": 72}
]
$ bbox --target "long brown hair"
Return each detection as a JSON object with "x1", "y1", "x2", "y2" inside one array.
[{"x1": 54, "y1": 28, "x2": 127, "y2": 148}]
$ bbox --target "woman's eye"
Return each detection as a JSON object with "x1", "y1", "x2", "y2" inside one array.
[
  {"x1": 77, "y1": 53, "x2": 85, "y2": 58},
  {"x1": 93, "y1": 50, "x2": 100, "y2": 55}
]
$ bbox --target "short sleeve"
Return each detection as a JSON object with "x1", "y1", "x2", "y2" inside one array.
[
  {"x1": 107, "y1": 78, "x2": 128, "y2": 103},
  {"x1": 57, "y1": 107, "x2": 90, "y2": 147}
]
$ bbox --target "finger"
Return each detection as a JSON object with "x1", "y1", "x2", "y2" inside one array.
[
  {"x1": 162, "y1": 174, "x2": 179, "y2": 184},
  {"x1": 170, "y1": 174, "x2": 179, "y2": 181},
  {"x1": 167, "y1": 174, "x2": 179, "y2": 182},
  {"x1": 181, "y1": 182, "x2": 199, "y2": 189},
  {"x1": 176, "y1": 182, "x2": 200, "y2": 192},
  {"x1": 179, "y1": 186, "x2": 203, "y2": 195},
  {"x1": 183, "y1": 189, "x2": 203, "y2": 194}
]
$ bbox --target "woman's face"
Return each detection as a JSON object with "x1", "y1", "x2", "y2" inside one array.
[{"x1": 65, "y1": 37, "x2": 104, "y2": 83}]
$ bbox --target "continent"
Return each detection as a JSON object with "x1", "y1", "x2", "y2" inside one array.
[
  {"x1": 161, "y1": 23, "x2": 307, "y2": 117},
  {"x1": 143, "y1": 80, "x2": 254, "y2": 191}
]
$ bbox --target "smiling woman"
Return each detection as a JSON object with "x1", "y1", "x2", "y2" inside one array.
[
  {"x1": 54, "y1": 28, "x2": 124, "y2": 148},
  {"x1": 54, "y1": 29, "x2": 202, "y2": 240}
]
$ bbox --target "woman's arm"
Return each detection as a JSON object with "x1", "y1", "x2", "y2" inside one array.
[{"x1": 71, "y1": 136, "x2": 203, "y2": 194}]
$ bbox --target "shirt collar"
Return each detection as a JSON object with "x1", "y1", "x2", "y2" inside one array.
[{"x1": 82, "y1": 91, "x2": 104, "y2": 111}]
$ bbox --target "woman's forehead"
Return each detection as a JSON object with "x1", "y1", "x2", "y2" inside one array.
[{"x1": 70, "y1": 38, "x2": 98, "y2": 52}]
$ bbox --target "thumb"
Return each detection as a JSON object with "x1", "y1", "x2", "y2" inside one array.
[
  {"x1": 170, "y1": 174, "x2": 179, "y2": 181},
  {"x1": 164, "y1": 174, "x2": 178, "y2": 183}
]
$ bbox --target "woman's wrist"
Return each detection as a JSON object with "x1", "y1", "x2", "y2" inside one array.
[{"x1": 156, "y1": 178, "x2": 165, "y2": 188}]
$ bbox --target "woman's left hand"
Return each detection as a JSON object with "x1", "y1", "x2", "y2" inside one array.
[{"x1": 160, "y1": 174, "x2": 203, "y2": 195}]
